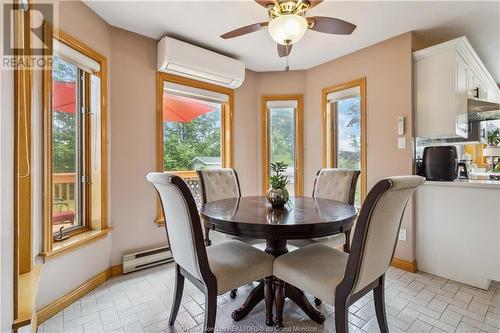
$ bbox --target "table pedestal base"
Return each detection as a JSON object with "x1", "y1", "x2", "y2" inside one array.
[
  {"x1": 231, "y1": 281, "x2": 265, "y2": 322},
  {"x1": 231, "y1": 240, "x2": 325, "y2": 327}
]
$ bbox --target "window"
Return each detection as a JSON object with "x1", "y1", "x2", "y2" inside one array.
[
  {"x1": 51, "y1": 56, "x2": 85, "y2": 235},
  {"x1": 42, "y1": 25, "x2": 108, "y2": 258},
  {"x1": 262, "y1": 95, "x2": 303, "y2": 196},
  {"x1": 156, "y1": 73, "x2": 234, "y2": 223},
  {"x1": 323, "y1": 78, "x2": 366, "y2": 205}
]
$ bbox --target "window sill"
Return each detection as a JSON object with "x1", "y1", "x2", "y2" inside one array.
[
  {"x1": 12, "y1": 264, "x2": 42, "y2": 331},
  {"x1": 41, "y1": 228, "x2": 112, "y2": 261}
]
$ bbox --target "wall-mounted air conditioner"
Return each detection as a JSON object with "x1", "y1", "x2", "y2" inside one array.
[{"x1": 157, "y1": 36, "x2": 245, "y2": 89}]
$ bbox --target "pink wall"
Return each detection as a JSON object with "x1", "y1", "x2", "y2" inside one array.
[
  {"x1": 305, "y1": 33, "x2": 415, "y2": 260},
  {"x1": 109, "y1": 26, "x2": 167, "y2": 264},
  {"x1": 233, "y1": 70, "x2": 259, "y2": 196}
]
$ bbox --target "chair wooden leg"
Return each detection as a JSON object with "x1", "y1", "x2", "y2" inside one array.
[
  {"x1": 169, "y1": 264, "x2": 185, "y2": 325},
  {"x1": 274, "y1": 279, "x2": 285, "y2": 328},
  {"x1": 204, "y1": 288, "x2": 217, "y2": 333},
  {"x1": 343, "y1": 229, "x2": 351, "y2": 253},
  {"x1": 335, "y1": 297, "x2": 349, "y2": 333},
  {"x1": 204, "y1": 225, "x2": 212, "y2": 247},
  {"x1": 264, "y1": 276, "x2": 274, "y2": 326},
  {"x1": 374, "y1": 275, "x2": 389, "y2": 333}
]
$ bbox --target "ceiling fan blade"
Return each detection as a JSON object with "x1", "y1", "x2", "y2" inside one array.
[
  {"x1": 255, "y1": 0, "x2": 276, "y2": 8},
  {"x1": 220, "y1": 22, "x2": 268, "y2": 39},
  {"x1": 307, "y1": 0, "x2": 324, "y2": 8},
  {"x1": 307, "y1": 16, "x2": 356, "y2": 35},
  {"x1": 277, "y1": 43, "x2": 293, "y2": 58}
]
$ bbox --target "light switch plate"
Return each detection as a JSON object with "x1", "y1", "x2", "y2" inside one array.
[
  {"x1": 398, "y1": 136, "x2": 406, "y2": 149},
  {"x1": 398, "y1": 229, "x2": 407, "y2": 241},
  {"x1": 397, "y1": 116, "x2": 405, "y2": 135}
]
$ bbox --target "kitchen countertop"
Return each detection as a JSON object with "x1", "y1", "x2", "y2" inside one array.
[{"x1": 423, "y1": 179, "x2": 500, "y2": 189}]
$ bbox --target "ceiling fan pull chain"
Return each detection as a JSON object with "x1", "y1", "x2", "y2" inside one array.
[{"x1": 286, "y1": 50, "x2": 290, "y2": 72}]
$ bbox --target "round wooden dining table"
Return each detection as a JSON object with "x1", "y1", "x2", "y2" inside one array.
[{"x1": 199, "y1": 195, "x2": 358, "y2": 326}]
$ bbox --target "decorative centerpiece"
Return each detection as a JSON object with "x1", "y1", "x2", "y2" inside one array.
[
  {"x1": 483, "y1": 129, "x2": 500, "y2": 173},
  {"x1": 267, "y1": 162, "x2": 290, "y2": 209}
]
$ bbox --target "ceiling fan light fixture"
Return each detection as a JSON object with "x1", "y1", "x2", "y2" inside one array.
[{"x1": 268, "y1": 14, "x2": 308, "y2": 45}]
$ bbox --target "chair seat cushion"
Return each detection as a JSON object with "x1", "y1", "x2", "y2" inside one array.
[
  {"x1": 289, "y1": 233, "x2": 346, "y2": 249},
  {"x1": 313, "y1": 233, "x2": 346, "y2": 249},
  {"x1": 273, "y1": 243, "x2": 349, "y2": 305},
  {"x1": 207, "y1": 240, "x2": 274, "y2": 294}
]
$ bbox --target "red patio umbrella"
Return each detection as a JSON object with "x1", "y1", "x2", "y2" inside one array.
[
  {"x1": 52, "y1": 81, "x2": 77, "y2": 113},
  {"x1": 51, "y1": 81, "x2": 214, "y2": 122},
  {"x1": 163, "y1": 93, "x2": 215, "y2": 123}
]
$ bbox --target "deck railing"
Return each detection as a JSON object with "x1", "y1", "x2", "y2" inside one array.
[
  {"x1": 52, "y1": 172, "x2": 203, "y2": 215},
  {"x1": 52, "y1": 172, "x2": 76, "y2": 212}
]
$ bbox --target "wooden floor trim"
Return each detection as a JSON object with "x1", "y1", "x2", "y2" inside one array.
[
  {"x1": 391, "y1": 258, "x2": 417, "y2": 273},
  {"x1": 37, "y1": 264, "x2": 122, "y2": 324}
]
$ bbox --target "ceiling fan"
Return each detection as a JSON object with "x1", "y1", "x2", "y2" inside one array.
[{"x1": 220, "y1": 0, "x2": 356, "y2": 61}]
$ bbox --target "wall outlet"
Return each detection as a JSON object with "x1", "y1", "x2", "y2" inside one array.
[{"x1": 398, "y1": 229, "x2": 407, "y2": 241}]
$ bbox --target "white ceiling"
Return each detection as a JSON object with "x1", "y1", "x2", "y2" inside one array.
[{"x1": 84, "y1": 1, "x2": 500, "y2": 82}]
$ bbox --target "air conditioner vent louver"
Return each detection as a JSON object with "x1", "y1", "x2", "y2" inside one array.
[{"x1": 122, "y1": 246, "x2": 173, "y2": 274}]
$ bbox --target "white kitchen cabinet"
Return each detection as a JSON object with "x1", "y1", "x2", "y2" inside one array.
[
  {"x1": 414, "y1": 37, "x2": 500, "y2": 139},
  {"x1": 467, "y1": 70, "x2": 489, "y2": 100},
  {"x1": 455, "y1": 54, "x2": 469, "y2": 137}
]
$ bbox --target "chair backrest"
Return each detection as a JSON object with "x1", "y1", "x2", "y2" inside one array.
[
  {"x1": 342, "y1": 176, "x2": 425, "y2": 295},
  {"x1": 312, "y1": 169, "x2": 360, "y2": 205},
  {"x1": 146, "y1": 172, "x2": 211, "y2": 282},
  {"x1": 197, "y1": 168, "x2": 241, "y2": 204}
]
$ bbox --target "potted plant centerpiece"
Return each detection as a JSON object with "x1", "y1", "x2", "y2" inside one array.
[
  {"x1": 483, "y1": 129, "x2": 500, "y2": 173},
  {"x1": 267, "y1": 162, "x2": 290, "y2": 209}
]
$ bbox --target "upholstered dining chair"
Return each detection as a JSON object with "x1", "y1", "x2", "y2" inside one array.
[
  {"x1": 273, "y1": 176, "x2": 425, "y2": 332},
  {"x1": 197, "y1": 168, "x2": 241, "y2": 247},
  {"x1": 147, "y1": 172, "x2": 274, "y2": 333},
  {"x1": 197, "y1": 168, "x2": 263, "y2": 299},
  {"x1": 294, "y1": 168, "x2": 360, "y2": 306},
  {"x1": 311, "y1": 168, "x2": 361, "y2": 252}
]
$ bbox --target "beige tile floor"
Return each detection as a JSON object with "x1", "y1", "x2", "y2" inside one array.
[{"x1": 37, "y1": 264, "x2": 500, "y2": 333}]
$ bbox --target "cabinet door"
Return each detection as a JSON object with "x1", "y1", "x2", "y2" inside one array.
[
  {"x1": 479, "y1": 81, "x2": 488, "y2": 100},
  {"x1": 456, "y1": 55, "x2": 469, "y2": 138}
]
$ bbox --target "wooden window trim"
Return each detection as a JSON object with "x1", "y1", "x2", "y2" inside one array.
[
  {"x1": 12, "y1": 1, "x2": 35, "y2": 329},
  {"x1": 155, "y1": 73, "x2": 234, "y2": 225},
  {"x1": 12, "y1": 265, "x2": 42, "y2": 331},
  {"x1": 321, "y1": 78, "x2": 367, "y2": 200},
  {"x1": 41, "y1": 23, "x2": 109, "y2": 260},
  {"x1": 261, "y1": 94, "x2": 304, "y2": 196}
]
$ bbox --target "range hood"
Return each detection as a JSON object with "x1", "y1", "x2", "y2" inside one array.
[
  {"x1": 419, "y1": 99, "x2": 500, "y2": 145},
  {"x1": 468, "y1": 98, "x2": 500, "y2": 122}
]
